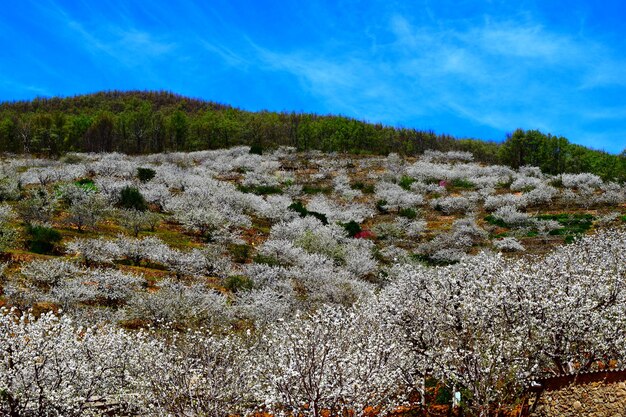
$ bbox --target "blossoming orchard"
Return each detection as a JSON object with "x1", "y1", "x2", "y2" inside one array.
[{"x1": 0, "y1": 147, "x2": 624, "y2": 416}]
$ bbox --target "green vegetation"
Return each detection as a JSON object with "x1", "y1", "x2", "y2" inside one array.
[
  {"x1": 301, "y1": 184, "x2": 331, "y2": 195},
  {"x1": 351, "y1": 181, "x2": 375, "y2": 194},
  {"x1": 252, "y1": 253, "x2": 281, "y2": 267},
  {"x1": 341, "y1": 220, "x2": 362, "y2": 237},
  {"x1": 410, "y1": 253, "x2": 458, "y2": 267},
  {"x1": 451, "y1": 178, "x2": 475, "y2": 189},
  {"x1": 75, "y1": 178, "x2": 97, "y2": 191},
  {"x1": 288, "y1": 201, "x2": 308, "y2": 217},
  {"x1": 376, "y1": 199, "x2": 388, "y2": 213},
  {"x1": 486, "y1": 213, "x2": 596, "y2": 241},
  {"x1": 119, "y1": 186, "x2": 148, "y2": 211},
  {"x1": 1, "y1": 91, "x2": 622, "y2": 181},
  {"x1": 237, "y1": 184, "x2": 283, "y2": 195},
  {"x1": 536, "y1": 213, "x2": 595, "y2": 236},
  {"x1": 137, "y1": 167, "x2": 156, "y2": 182},
  {"x1": 398, "y1": 175, "x2": 416, "y2": 190},
  {"x1": 229, "y1": 243, "x2": 252, "y2": 263},
  {"x1": 398, "y1": 207, "x2": 418, "y2": 219},
  {"x1": 25, "y1": 225, "x2": 62, "y2": 254},
  {"x1": 223, "y1": 275, "x2": 254, "y2": 293},
  {"x1": 249, "y1": 143, "x2": 263, "y2": 155},
  {"x1": 288, "y1": 201, "x2": 329, "y2": 225},
  {"x1": 484, "y1": 215, "x2": 509, "y2": 228},
  {"x1": 499, "y1": 129, "x2": 625, "y2": 181}
]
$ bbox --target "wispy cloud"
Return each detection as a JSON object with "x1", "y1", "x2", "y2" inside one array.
[
  {"x1": 0, "y1": 77, "x2": 51, "y2": 98},
  {"x1": 1, "y1": 1, "x2": 625, "y2": 152},
  {"x1": 200, "y1": 40, "x2": 251, "y2": 68},
  {"x1": 64, "y1": 20, "x2": 177, "y2": 67},
  {"x1": 252, "y1": 12, "x2": 626, "y2": 150}
]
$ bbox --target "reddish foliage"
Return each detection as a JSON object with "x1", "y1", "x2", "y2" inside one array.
[{"x1": 354, "y1": 230, "x2": 376, "y2": 239}]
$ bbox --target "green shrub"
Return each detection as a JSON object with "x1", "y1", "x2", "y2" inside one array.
[
  {"x1": 75, "y1": 178, "x2": 97, "y2": 191},
  {"x1": 410, "y1": 253, "x2": 458, "y2": 266},
  {"x1": 309, "y1": 211, "x2": 328, "y2": 225},
  {"x1": 61, "y1": 154, "x2": 84, "y2": 164},
  {"x1": 425, "y1": 377, "x2": 453, "y2": 405},
  {"x1": 223, "y1": 275, "x2": 254, "y2": 293},
  {"x1": 496, "y1": 178, "x2": 513, "y2": 189},
  {"x1": 302, "y1": 185, "x2": 331, "y2": 194},
  {"x1": 451, "y1": 178, "x2": 475, "y2": 189},
  {"x1": 398, "y1": 207, "x2": 417, "y2": 219},
  {"x1": 376, "y1": 199, "x2": 388, "y2": 213},
  {"x1": 549, "y1": 177, "x2": 564, "y2": 188},
  {"x1": 118, "y1": 186, "x2": 148, "y2": 211},
  {"x1": 398, "y1": 175, "x2": 415, "y2": 190},
  {"x1": 137, "y1": 167, "x2": 156, "y2": 182},
  {"x1": 249, "y1": 143, "x2": 263, "y2": 155},
  {"x1": 288, "y1": 201, "x2": 328, "y2": 224},
  {"x1": 25, "y1": 225, "x2": 62, "y2": 254},
  {"x1": 342, "y1": 220, "x2": 362, "y2": 237},
  {"x1": 484, "y1": 215, "x2": 509, "y2": 228},
  {"x1": 253, "y1": 254, "x2": 281, "y2": 266},
  {"x1": 351, "y1": 181, "x2": 375, "y2": 194},
  {"x1": 229, "y1": 244, "x2": 252, "y2": 263},
  {"x1": 536, "y1": 213, "x2": 594, "y2": 235},
  {"x1": 289, "y1": 201, "x2": 309, "y2": 217},
  {"x1": 0, "y1": 225, "x2": 18, "y2": 252}
]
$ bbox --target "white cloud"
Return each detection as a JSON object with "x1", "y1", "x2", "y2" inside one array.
[{"x1": 250, "y1": 12, "x2": 626, "y2": 151}]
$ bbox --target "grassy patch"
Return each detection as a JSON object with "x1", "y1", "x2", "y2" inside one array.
[
  {"x1": 536, "y1": 213, "x2": 594, "y2": 235},
  {"x1": 496, "y1": 178, "x2": 514, "y2": 189},
  {"x1": 398, "y1": 175, "x2": 416, "y2": 190},
  {"x1": 302, "y1": 184, "x2": 332, "y2": 195},
  {"x1": 549, "y1": 177, "x2": 564, "y2": 188},
  {"x1": 25, "y1": 225, "x2": 62, "y2": 255},
  {"x1": 223, "y1": 275, "x2": 254, "y2": 293},
  {"x1": 451, "y1": 178, "x2": 475, "y2": 189},
  {"x1": 145, "y1": 227, "x2": 200, "y2": 249},
  {"x1": 253, "y1": 253, "x2": 281, "y2": 267},
  {"x1": 229, "y1": 243, "x2": 252, "y2": 263},
  {"x1": 398, "y1": 207, "x2": 418, "y2": 219},
  {"x1": 484, "y1": 215, "x2": 510, "y2": 228},
  {"x1": 410, "y1": 253, "x2": 459, "y2": 267},
  {"x1": 351, "y1": 181, "x2": 375, "y2": 194},
  {"x1": 75, "y1": 178, "x2": 97, "y2": 191}
]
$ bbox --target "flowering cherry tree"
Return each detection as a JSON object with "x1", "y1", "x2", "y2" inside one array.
[{"x1": 250, "y1": 306, "x2": 407, "y2": 417}]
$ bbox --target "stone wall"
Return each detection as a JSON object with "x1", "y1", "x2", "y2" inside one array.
[{"x1": 529, "y1": 377, "x2": 626, "y2": 416}]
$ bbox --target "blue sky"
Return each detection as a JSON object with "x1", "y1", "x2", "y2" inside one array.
[{"x1": 1, "y1": 1, "x2": 626, "y2": 153}]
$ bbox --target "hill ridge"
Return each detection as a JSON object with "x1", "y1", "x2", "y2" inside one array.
[{"x1": 0, "y1": 90, "x2": 623, "y2": 181}]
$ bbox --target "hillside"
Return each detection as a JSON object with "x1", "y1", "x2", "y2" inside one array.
[
  {"x1": 1, "y1": 91, "x2": 624, "y2": 181},
  {"x1": 0, "y1": 146, "x2": 624, "y2": 415}
]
